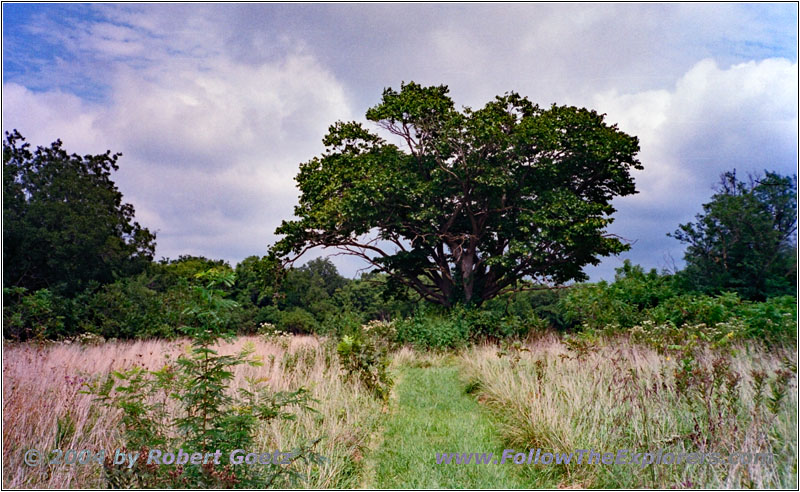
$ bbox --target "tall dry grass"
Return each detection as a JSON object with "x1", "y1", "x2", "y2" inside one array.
[
  {"x1": 459, "y1": 335, "x2": 797, "y2": 488},
  {"x1": 2, "y1": 335, "x2": 382, "y2": 488}
]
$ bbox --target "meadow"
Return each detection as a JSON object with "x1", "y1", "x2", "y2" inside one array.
[{"x1": 3, "y1": 330, "x2": 796, "y2": 489}]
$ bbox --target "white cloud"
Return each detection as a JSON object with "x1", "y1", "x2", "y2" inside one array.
[
  {"x1": 3, "y1": 4, "x2": 796, "y2": 279},
  {"x1": 585, "y1": 57, "x2": 798, "y2": 278},
  {"x1": 4, "y1": 48, "x2": 355, "y2": 265},
  {"x1": 1, "y1": 83, "x2": 104, "y2": 152}
]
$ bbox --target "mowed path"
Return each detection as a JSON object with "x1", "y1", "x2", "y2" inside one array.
[{"x1": 368, "y1": 363, "x2": 533, "y2": 488}]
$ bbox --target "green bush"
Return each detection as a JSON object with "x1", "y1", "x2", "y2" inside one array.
[
  {"x1": 392, "y1": 304, "x2": 547, "y2": 350},
  {"x1": 336, "y1": 328, "x2": 393, "y2": 402},
  {"x1": 647, "y1": 292, "x2": 741, "y2": 328},
  {"x1": 560, "y1": 261, "x2": 796, "y2": 346},
  {"x1": 88, "y1": 269, "x2": 324, "y2": 488},
  {"x1": 560, "y1": 261, "x2": 676, "y2": 331},
  {"x1": 319, "y1": 309, "x2": 364, "y2": 337},
  {"x1": 737, "y1": 295, "x2": 797, "y2": 342},
  {"x1": 278, "y1": 307, "x2": 318, "y2": 334},
  {"x1": 2, "y1": 287, "x2": 66, "y2": 340},
  {"x1": 80, "y1": 274, "x2": 187, "y2": 339},
  {"x1": 394, "y1": 310, "x2": 470, "y2": 350}
]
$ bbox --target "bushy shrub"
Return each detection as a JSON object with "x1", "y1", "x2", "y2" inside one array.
[
  {"x1": 88, "y1": 269, "x2": 323, "y2": 488},
  {"x1": 318, "y1": 309, "x2": 364, "y2": 337},
  {"x1": 278, "y1": 307, "x2": 318, "y2": 334},
  {"x1": 561, "y1": 261, "x2": 796, "y2": 346},
  {"x1": 647, "y1": 292, "x2": 741, "y2": 328},
  {"x1": 392, "y1": 304, "x2": 545, "y2": 350},
  {"x1": 394, "y1": 310, "x2": 470, "y2": 350},
  {"x1": 336, "y1": 329, "x2": 393, "y2": 402},
  {"x1": 79, "y1": 274, "x2": 187, "y2": 339},
  {"x1": 560, "y1": 261, "x2": 676, "y2": 331},
  {"x1": 2, "y1": 287, "x2": 66, "y2": 340},
  {"x1": 737, "y1": 295, "x2": 797, "y2": 342},
  {"x1": 458, "y1": 306, "x2": 544, "y2": 341},
  {"x1": 642, "y1": 293, "x2": 796, "y2": 347}
]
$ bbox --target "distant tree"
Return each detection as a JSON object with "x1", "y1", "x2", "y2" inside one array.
[
  {"x1": 160, "y1": 255, "x2": 231, "y2": 282},
  {"x1": 278, "y1": 257, "x2": 347, "y2": 320},
  {"x1": 3, "y1": 130, "x2": 155, "y2": 296},
  {"x1": 669, "y1": 170, "x2": 797, "y2": 300},
  {"x1": 232, "y1": 254, "x2": 286, "y2": 309},
  {"x1": 273, "y1": 82, "x2": 642, "y2": 306},
  {"x1": 300, "y1": 257, "x2": 348, "y2": 296}
]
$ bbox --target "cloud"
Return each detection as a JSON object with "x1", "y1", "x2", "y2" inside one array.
[
  {"x1": 1, "y1": 83, "x2": 104, "y2": 152},
  {"x1": 3, "y1": 40, "x2": 355, "y2": 266},
  {"x1": 3, "y1": 4, "x2": 796, "y2": 279},
  {"x1": 584, "y1": 57, "x2": 798, "y2": 279}
]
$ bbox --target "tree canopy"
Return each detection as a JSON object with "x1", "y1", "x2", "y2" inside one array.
[
  {"x1": 670, "y1": 170, "x2": 797, "y2": 300},
  {"x1": 273, "y1": 82, "x2": 642, "y2": 306},
  {"x1": 3, "y1": 130, "x2": 156, "y2": 296}
]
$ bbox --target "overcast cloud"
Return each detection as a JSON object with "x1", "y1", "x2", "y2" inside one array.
[{"x1": 2, "y1": 3, "x2": 797, "y2": 280}]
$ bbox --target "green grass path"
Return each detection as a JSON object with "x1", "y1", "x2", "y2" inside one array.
[{"x1": 368, "y1": 363, "x2": 534, "y2": 488}]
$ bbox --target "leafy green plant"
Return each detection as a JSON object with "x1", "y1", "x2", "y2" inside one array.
[
  {"x1": 336, "y1": 332, "x2": 393, "y2": 402},
  {"x1": 87, "y1": 269, "x2": 324, "y2": 488},
  {"x1": 2, "y1": 287, "x2": 65, "y2": 341},
  {"x1": 394, "y1": 312, "x2": 470, "y2": 350},
  {"x1": 278, "y1": 307, "x2": 318, "y2": 334}
]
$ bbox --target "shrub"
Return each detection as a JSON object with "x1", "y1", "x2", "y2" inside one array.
[
  {"x1": 319, "y1": 309, "x2": 364, "y2": 337},
  {"x1": 2, "y1": 287, "x2": 66, "y2": 340},
  {"x1": 79, "y1": 274, "x2": 185, "y2": 339},
  {"x1": 735, "y1": 295, "x2": 797, "y2": 342},
  {"x1": 336, "y1": 333, "x2": 393, "y2": 402},
  {"x1": 87, "y1": 269, "x2": 324, "y2": 488},
  {"x1": 559, "y1": 261, "x2": 676, "y2": 331},
  {"x1": 561, "y1": 261, "x2": 796, "y2": 346},
  {"x1": 647, "y1": 292, "x2": 741, "y2": 328},
  {"x1": 394, "y1": 311, "x2": 470, "y2": 350},
  {"x1": 278, "y1": 307, "x2": 318, "y2": 334}
]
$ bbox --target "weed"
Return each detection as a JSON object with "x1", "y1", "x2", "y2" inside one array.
[{"x1": 87, "y1": 269, "x2": 324, "y2": 488}]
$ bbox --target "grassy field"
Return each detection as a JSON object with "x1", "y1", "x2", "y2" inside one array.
[
  {"x1": 2, "y1": 336, "x2": 381, "y2": 488},
  {"x1": 369, "y1": 355, "x2": 532, "y2": 488},
  {"x1": 460, "y1": 335, "x2": 797, "y2": 488},
  {"x1": 3, "y1": 334, "x2": 796, "y2": 488}
]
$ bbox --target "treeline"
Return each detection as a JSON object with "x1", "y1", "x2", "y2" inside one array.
[
  {"x1": 2, "y1": 254, "x2": 402, "y2": 341},
  {"x1": 3, "y1": 130, "x2": 797, "y2": 347},
  {"x1": 4, "y1": 254, "x2": 796, "y2": 349}
]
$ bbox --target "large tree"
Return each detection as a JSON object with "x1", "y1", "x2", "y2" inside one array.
[
  {"x1": 3, "y1": 130, "x2": 156, "y2": 296},
  {"x1": 670, "y1": 170, "x2": 797, "y2": 300},
  {"x1": 273, "y1": 83, "x2": 642, "y2": 306}
]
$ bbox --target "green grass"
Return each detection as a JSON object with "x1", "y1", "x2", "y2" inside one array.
[{"x1": 369, "y1": 362, "x2": 535, "y2": 488}]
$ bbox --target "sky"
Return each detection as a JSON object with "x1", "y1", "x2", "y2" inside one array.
[{"x1": 2, "y1": 3, "x2": 798, "y2": 281}]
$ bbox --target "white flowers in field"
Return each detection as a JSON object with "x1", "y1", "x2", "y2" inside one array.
[
  {"x1": 361, "y1": 319, "x2": 395, "y2": 337},
  {"x1": 57, "y1": 332, "x2": 106, "y2": 346},
  {"x1": 259, "y1": 322, "x2": 277, "y2": 333},
  {"x1": 259, "y1": 322, "x2": 292, "y2": 345}
]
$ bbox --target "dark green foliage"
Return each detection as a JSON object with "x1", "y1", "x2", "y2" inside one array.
[
  {"x1": 392, "y1": 304, "x2": 543, "y2": 350},
  {"x1": 331, "y1": 272, "x2": 415, "y2": 322},
  {"x1": 160, "y1": 255, "x2": 231, "y2": 284},
  {"x1": 562, "y1": 261, "x2": 796, "y2": 348},
  {"x1": 670, "y1": 170, "x2": 797, "y2": 300},
  {"x1": 78, "y1": 273, "x2": 191, "y2": 339},
  {"x1": 394, "y1": 308, "x2": 471, "y2": 350},
  {"x1": 88, "y1": 269, "x2": 323, "y2": 488},
  {"x1": 2, "y1": 286, "x2": 65, "y2": 340},
  {"x1": 3, "y1": 130, "x2": 155, "y2": 297},
  {"x1": 484, "y1": 287, "x2": 570, "y2": 331},
  {"x1": 274, "y1": 82, "x2": 642, "y2": 306},
  {"x1": 233, "y1": 254, "x2": 282, "y2": 308},
  {"x1": 560, "y1": 260, "x2": 677, "y2": 331},
  {"x1": 336, "y1": 324, "x2": 393, "y2": 401},
  {"x1": 278, "y1": 307, "x2": 318, "y2": 334}
]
